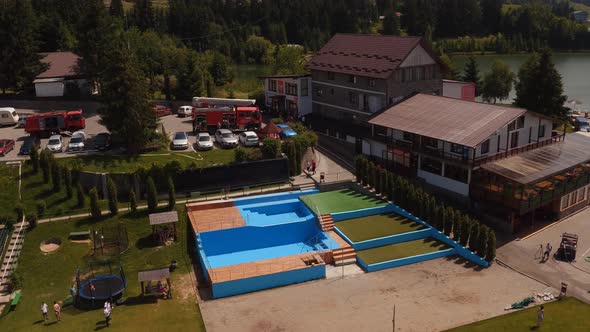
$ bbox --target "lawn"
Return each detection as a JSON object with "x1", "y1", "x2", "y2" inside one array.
[
  {"x1": 335, "y1": 213, "x2": 427, "y2": 243},
  {"x1": 300, "y1": 189, "x2": 387, "y2": 215},
  {"x1": 0, "y1": 207, "x2": 206, "y2": 332},
  {"x1": 58, "y1": 149, "x2": 236, "y2": 173},
  {"x1": 444, "y1": 297, "x2": 590, "y2": 332},
  {"x1": 356, "y1": 238, "x2": 450, "y2": 264},
  {"x1": 0, "y1": 163, "x2": 20, "y2": 216}
]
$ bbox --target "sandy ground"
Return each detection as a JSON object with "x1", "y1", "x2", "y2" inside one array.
[
  {"x1": 199, "y1": 257, "x2": 553, "y2": 332},
  {"x1": 39, "y1": 243, "x2": 60, "y2": 253}
]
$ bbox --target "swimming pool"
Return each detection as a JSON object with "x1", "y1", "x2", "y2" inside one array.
[{"x1": 237, "y1": 199, "x2": 314, "y2": 226}]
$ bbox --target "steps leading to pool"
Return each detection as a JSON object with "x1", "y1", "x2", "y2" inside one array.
[
  {"x1": 319, "y1": 214, "x2": 335, "y2": 231},
  {"x1": 333, "y1": 246, "x2": 357, "y2": 264}
]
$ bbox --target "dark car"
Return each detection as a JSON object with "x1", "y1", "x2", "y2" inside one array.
[
  {"x1": 19, "y1": 136, "x2": 40, "y2": 155},
  {"x1": 94, "y1": 133, "x2": 112, "y2": 151},
  {"x1": 0, "y1": 139, "x2": 15, "y2": 156}
]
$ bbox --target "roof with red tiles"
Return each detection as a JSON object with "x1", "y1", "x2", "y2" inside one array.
[
  {"x1": 369, "y1": 93, "x2": 527, "y2": 147},
  {"x1": 37, "y1": 52, "x2": 82, "y2": 79},
  {"x1": 306, "y1": 34, "x2": 437, "y2": 79}
]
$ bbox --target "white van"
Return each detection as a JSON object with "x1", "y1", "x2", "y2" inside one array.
[
  {"x1": 0, "y1": 108, "x2": 19, "y2": 126},
  {"x1": 177, "y1": 105, "x2": 193, "y2": 118}
]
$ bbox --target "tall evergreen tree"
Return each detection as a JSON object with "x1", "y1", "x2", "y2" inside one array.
[
  {"x1": 460, "y1": 216, "x2": 472, "y2": 246},
  {"x1": 382, "y1": 11, "x2": 400, "y2": 35},
  {"x1": 129, "y1": 188, "x2": 137, "y2": 214},
  {"x1": 107, "y1": 177, "x2": 118, "y2": 216},
  {"x1": 146, "y1": 176, "x2": 158, "y2": 213},
  {"x1": 89, "y1": 187, "x2": 101, "y2": 220},
  {"x1": 482, "y1": 60, "x2": 514, "y2": 103},
  {"x1": 0, "y1": 0, "x2": 46, "y2": 93},
  {"x1": 514, "y1": 49, "x2": 568, "y2": 120},
  {"x1": 109, "y1": 0, "x2": 125, "y2": 18},
  {"x1": 462, "y1": 56, "x2": 482, "y2": 96},
  {"x1": 481, "y1": 0, "x2": 503, "y2": 34},
  {"x1": 469, "y1": 221, "x2": 480, "y2": 251},
  {"x1": 30, "y1": 144, "x2": 40, "y2": 174},
  {"x1": 64, "y1": 167, "x2": 73, "y2": 199},
  {"x1": 77, "y1": 183, "x2": 85, "y2": 208},
  {"x1": 439, "y1": 53, "x2": 459, "y2": 80},
  {"x1": 478, "y1": 225, "x2": 489, "y2": 256},
  {"x1": 486, "y1": 230, "x2": 497, "y2": 261},
  {"x1": 167, "y1": 176, "x2": 176, "y2": 211}
]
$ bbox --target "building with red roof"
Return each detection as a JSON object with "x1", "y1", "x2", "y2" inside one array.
[{"x1": 33, "y1": 52, "x2": 92, "y2": 97}]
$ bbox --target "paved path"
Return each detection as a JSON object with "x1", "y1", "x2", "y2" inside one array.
[
  {"x1": 497, "y1": 206, "x2": 590, "y2": 303},
  {"x1": 293, "y1": 147, "x2": 354, "y2": 187}
]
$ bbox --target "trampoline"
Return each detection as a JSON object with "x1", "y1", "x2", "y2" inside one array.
[{"x1": 78, "y1": 275, "x2": 126, "y2": 300}]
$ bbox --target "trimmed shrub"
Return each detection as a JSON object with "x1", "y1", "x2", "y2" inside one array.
[
  {"x1": 51, "y1": 162, "x2": 61, "y2": 193},
  {"x1": 460, "y1": 216, "x2": 472, "y2": 246},
  {"x1": 36, "y1": 201, "x2": 46, "y2": 217},
  {"x1": 261, "y1": 138, "x2": 281, "y2": 159},
  {"x1": 453, "y1": 214, "x2": 463, "y2": 242},
  {"x1": 15, "y1": 203, "x2": 24, "y2": 222},
  {"x1": 146, "y1": 176, "x2": 158, "y2": 213},
  {"x1": 469, "y1": 221, "x2": 480, "y2": 252},
  {"x1": 64, "y1": 167, "x2": 73, "y2": 199},
  {"x1": 89, "y1": 187, "x2": 101, "y2": 220},
  {"x1": 486, "y1": 230, "x2": 497, "y2": 262},
  {"x1": 234, "y1": 147, "x2": 247, "y2": 163},
  {"x1": 40, "y1": 149, "x2": 49, "y2": 183},
  {"x1": 129, "y1": 189, "x2": 138, "y2": 214},
  {"x1": 26, "y1": 212, "x2": 38, "y2": 231},
  {"x1": 355, "y1": 155, "x2": 364, "y2": 182},
  {"x1": 107, "y1": 177, "x2": 118, "y2": 216},
  {"x1": 76, "y1": 183, "x2": 85, "y2": 208},
  {"x1": 478, "y1": 225, "x2": 489, "y2": 257},
  {"x1": 30, "y1": 144, "x2": 40, "y2": 173},
  {"x1": 167, "y1": 176, "x2": 176, "y2": 211}
]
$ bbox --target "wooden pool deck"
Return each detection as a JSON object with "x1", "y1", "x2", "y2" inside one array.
[
  {"x1": 208, "y1": 253, "x2": 325, "y2": 284},
  {"x1": 186, "y1": 200, "x2": 245, "y2": 233}
]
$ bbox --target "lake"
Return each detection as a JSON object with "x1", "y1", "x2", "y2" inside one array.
[{"x1": 453, "y1": 53, "x2": 590, "y2": 109}]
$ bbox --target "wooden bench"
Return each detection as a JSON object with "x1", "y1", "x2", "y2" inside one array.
[
  {"x1": 10, "y1": 292, "x2": 21, "y2": 310},
  {"x1": 69, "y1": 230, "x2": 90, "y2": 240}
]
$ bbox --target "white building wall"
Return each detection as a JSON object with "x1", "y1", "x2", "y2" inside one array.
[
  {"x1": 417, "y1": 169, "x2": 470, "y2": 196},
  {"x1": 442, "y1": 82, "x2": 463, "y2": 99},
  {"x1": 400, "y1": 45, "x2": 436, "y2": 67},
  {"x1": 35, "y1": 82, "x2": 64, "y2": 97}
]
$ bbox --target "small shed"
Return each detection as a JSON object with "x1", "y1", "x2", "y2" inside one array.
[
  {"x1": 138, "y1": 267, "x2": 171, "y2": 297},
  {"x1": 149, "y1": 211, "x2": 178, "y2": 244}
]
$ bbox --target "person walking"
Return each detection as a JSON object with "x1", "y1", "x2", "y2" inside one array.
[
  {"x1": 543, "y1": 243, "x2": 553, "y2": 261},
  {"x1": 306, "y1": 160, "x2": 311, "y2": 173},
  {"x1": 311, "y1": 160, "x2": 317, "y2": 175},
  {"x1": 41, "y1": 302, "x2": 48, "y2": 323},
  {"x1": 537, "y1": 305, "x2": 544, "y2": 328},
  {"x1": 104, "y1": 305, "x2": 111, "y2": 327},
  {"x1": 53, "y1": 301, "x2": 61, "y2": 322}
]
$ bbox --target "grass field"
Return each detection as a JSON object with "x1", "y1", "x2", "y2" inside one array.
[
  {"x1": 0, "y1": 163, "x2": 20, "y2": 216},
  {"x1": 58, "y1": 149, "x2": 236, "y2": 173},
  {"x1": 335, "y1": 213, "x2": 427, "y2": 243},
  {"x1": 444, "y1": 297, "x2": 590, "y2": 331},
  {"x1": 356, "y1": 238, "x2": 450, "y2": 264},
  {"x1": 0, "y1": 207, "x2": 205, "y2": 332},
  {"x1": 300, "y1": 189, "x2": 387, "y2": 215}
]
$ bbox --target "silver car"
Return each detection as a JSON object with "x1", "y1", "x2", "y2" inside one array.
[
  {"x1": 172, "y1": 131, "x2": 189, "y2": 150},
  {"x1": 68, "y1": 131, "x2": 86, "y2": 152},
  {"x1": 215, "y1": 129, "x2": 238, "y2": 148},
  {"x1": 46, "y1": 135, "x2": 63, "y2": 153},
  {"x1": 239, "y1": 131, "x2": 259, "y2": 147},
  {"x1": 196, "y1": 132, "x2": 213, "y2": 150}
]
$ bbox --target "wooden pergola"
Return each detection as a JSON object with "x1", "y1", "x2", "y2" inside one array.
[
  {"x1": 138, "y1": 267, "x2": 172, "y2": 298},
  {"x1": 149, "y1": 211, "x2": 178, "y2": 244}
]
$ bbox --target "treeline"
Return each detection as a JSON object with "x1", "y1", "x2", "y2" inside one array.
[{"x1": 355, "y1": 156, "x2": 496, "y2": 262}]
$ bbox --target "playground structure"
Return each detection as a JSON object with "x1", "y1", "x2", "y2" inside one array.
[
  {"x1": 138, "y1": 267, "x2": 172, "y2": 299},
  {"x1": 92, "y1": 225, "x2": 129, "y2": 256},
  {"x1": 149, "y1": 211, "x2": 178, "y2": 245},
  {"x1": 75, "y1": 262, "x2": 127, "y2": 307}
]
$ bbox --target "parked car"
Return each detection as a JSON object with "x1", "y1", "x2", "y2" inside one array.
[
  {"x1": 239, "y1": 131, "x2": 259, "y2": 147},
  {"x1": 177, "y1": 105, "x2": 193, "y2": 117},
  {"x1": 68, "y1": 131, "x2": 86, "y2": 152},
  {"x1": 0, "y1": 139, "x2": 15, "y2": 156},
  {"x1": 575, "y1": 117, "x2": 590, "y2": 132},
  {"x1": 215, "y1": 129, "x2": 238, "y2": 148},
  {"x1": 94, "y1": 133, "x2": 112, "y2": 151},
  {"x1": 46, "y1": 135, "x2": 63, "y2": 152},
  {"x1": 171, "y1": 131, "x2": 189, "y2": 150},
  {"x1": 196, "y1": 132, "x2": 213, "y2": 150},
  {"x1": 19, "y1": 136, "x2": 40, "y2": 155},
  {"x1": 0, "y1": 107, "x2": 19, "y2": 126},
  {"x1": 153, "y1": 105, "x2": 173, "y2": 117},
  {"x1": 276, "y1": 123, "x2": 297, "y2": 138}
]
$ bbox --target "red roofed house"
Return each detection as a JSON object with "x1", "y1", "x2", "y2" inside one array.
[
  {"x1": 34, "y1": 52, "x2": 91, "y2": 97},
  {"x1": 306, "y1": 34, "x2": 443, "y2": 160}
]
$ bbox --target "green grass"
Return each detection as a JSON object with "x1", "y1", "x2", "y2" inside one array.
[
  {"x1": 501, "y1": 4, "x2": 521, "y2": 14},
  {"x1": 58, "y1": 149, "x2": 236, "y2": 173},
  {"x1": 214, "y1": 64, "x2": 271, "y2": 98},
  {"x1": 444, "y1": 297, "x2": 590, "y2": 332},
  {"x1": 356, "y1": 238, "x2": 450, "y2": 264},
  {"x1": 300, "y1": 189, "x2": 387, "y2": 214},
  {"x1": 0, "y1": 207, "x2": 205, "y2": 332},
  {"x1": 335, "y1": 214, "x2": 427, "y2": 243},
  {"x1": 0, "y1": 163, "x2": 20, "y2": 216}
]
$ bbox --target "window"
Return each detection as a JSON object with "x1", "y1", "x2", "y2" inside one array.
[
  {"x1": 392, "y1": 148, "x2": 411, "y2": 167},
  {"x1": 411, "y1": 68, "x2": 417, "y2": 81},
  {"x1": 510, "y1": 131, "x2": 519, "y2": 149},
  {"x1": 423, "y1": 137, "x2": 438, "y2": 149},
  {"x1": 349, "y1": 92, "x2": 358, "y2": 105},
  {"x1": 375, "y1": 125, "x2": 387, "y2": 137},
  {"x1": 401, "y1": 69, "x2": 408, "y2": 83},
  {"x1": 559, "y1": 185, "x2": 589, "y2": 211},
  {"x1": 420, "y1": 156, "x2": 442, "y2": 175},
  {"x1": 316, "y1": 88, "x2": 323, "y2": 97},
  {"x1": 363, "y1": 95, "x2": 369, "y2": 111},
  {"x1": 418, "y1": 67, "x2": 425, "y2": 80},
  {"x1": 330, "y1": 88, "x2": 334, "y2": 95},
  {"x1": 328, "y1": 72, "x2": 335, "y2": 80},
  {"x1": 403, "y1": 131, "x2": 415, "y2": 142},
  {"x1": 481, "y1": 139, "x2": 490, "y2": 155},
  {"x1": 269, "y1": 80, "x2": 277, "y2": 92},
  {"x1": 349, "y1": 75, "x2": 357, "y2": 84},
  {"x1": 538, "y1": 124, "x2": 546, "y2": 138},
  {"x1": 444, "y1": 164, "x2": 469, "y2": 183},
  {"x1": 508, "y1": 121, "x2": 516, "y2": 132},
  {"x1": 285, "y1": 83, "x2": 298, "y2": 96},
  {"x1": 369, "y1": 79, "x2": 376, "y2": 87},
  {"x1": 517, "y1": 116, "x2": 525, "y2": 129},
  {"x1": 450, "y1": 143, "x2": 463, "y2": 154},
  {"x1": 300, "y1": 79, "x2": 308, "y2": 96}
]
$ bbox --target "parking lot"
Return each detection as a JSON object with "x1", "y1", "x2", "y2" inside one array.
[{"x1": 0, "y1": 108, "x2": 248, "y2": 161}]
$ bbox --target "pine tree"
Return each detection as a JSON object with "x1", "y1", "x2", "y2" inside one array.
[
  {"x1": 382, "y1": 11, "x2": 400, "y2": 35},
  {"x1": 469, "y1": 221, "x2": 480, "y2": 251},
  {"x1": 89, "y1": 187, "x2": 101, "y2": 220},
  {"x1": 65, "y1": 167, "x2": 73, "y2": 199},
  {"x1": 77, "y1": 183, "x2": 85, "y2": 208},
  {"x1": 453, "y1": 213, "x2": 462, "y2": 241},
  {"x1": 444, "y1": 206, "x2": 455, "y2": 236},
  {"x1": 462, "y1": 56, "x2": 481, "y2": 96},
  {"x1": 107, "y1": 177, "x2": 118, "y2": 216},
  {"x1": 388, "y1": 173, "x2": 396, "y2": 201},
  {"x1": 129, "y1": 188, "x2": 137, "y2": 214},
  {"x1": 40, "y1": 150, "x2": 50, "y2": 183},
  {"x1": 167, "y1": 176, "x2": 176, "y2": 211},
  {"x1": 482, "y1": 60, "x2": 514, "y2": 103},
  {"x1": 478, "y1": 225, "x2": 489, "y2": 256},
  {"x1": 109, "y1": 0, "x2": 125, "y2": 18},
  {"x1": 362, "y1": 159, "x2": 369, "y2": 185},
  {"x1": 30, "y1": 144, "x2": 39, "y2": 173},
  {"x1": 51, "y1": 162, "x2": 61, "y2": 193},
  {"x1": 460, "y1": 216, "x2": 472, "y2": 246},
  {"x1": 486, "y1": 230, "x2": 497, "y2": 261},
  {"x1": 355, "y1": 155, "x2": 364, "y2": 182},
  {"x1": 146, "y1": 176, "x2": 158, "y2": 213}
]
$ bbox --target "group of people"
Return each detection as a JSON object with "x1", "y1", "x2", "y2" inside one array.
[
  {"x1": 40, "y1": 300, "x2": 113, "y2": 327},
  {"x1": 305, "y1": 160, "x2": 317, "y2": 175}
]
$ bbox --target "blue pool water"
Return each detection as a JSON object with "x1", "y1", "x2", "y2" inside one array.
[{"x1": 237, "y1": 199, "x2": 314, "y2": 226}]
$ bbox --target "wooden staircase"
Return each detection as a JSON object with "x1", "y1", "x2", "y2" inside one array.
[
  {"x1": 332, "y1": 246, "x2": 357, "y2": 264},
  {"x1": 319, "y1": 214, "x2": 335, "y2": 231}
]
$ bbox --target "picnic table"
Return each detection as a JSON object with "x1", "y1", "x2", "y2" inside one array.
[{"x1": 69, "y1": 230, "x2": 90, "y2": 240}]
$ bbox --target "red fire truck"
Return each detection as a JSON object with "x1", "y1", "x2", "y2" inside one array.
[
  {"x1": 25, "y1": 109, "x2": 86, "y2": 137},
  {"x1": 191, "y1": 97, "x2": 262, "y2": 133}
]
